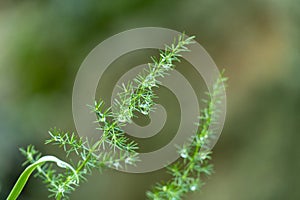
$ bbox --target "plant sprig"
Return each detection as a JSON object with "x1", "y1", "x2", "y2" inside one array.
[
  {"x1": 10, "y1": 33, "x2": 197, "y2": 200},
  {"x1": 25, "y1": 128, "x2": 139, "y2": 199},
  {"x1": 7, "y1": 147, "x2": 78, "y2": 200},
  {"x1": 113, "y1": 34, "x2": 195, "y2": 122},
  {"x1": 146, "y1": 72, "x2": 227, "y2": 200}
]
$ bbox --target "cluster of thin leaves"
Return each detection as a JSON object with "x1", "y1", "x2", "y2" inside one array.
[
  {"x1": 146, "y1": 72, "x2": 227, "y2": 200},
  {"x1": 21, "y1": 129, "x2": 138, "y2": 200},
  {"x1": 20, "y1": 33, "x2": 196, "y2": 200},
  {"x1": 113, "y1": 34, "x2": 195, "y2": 122}
]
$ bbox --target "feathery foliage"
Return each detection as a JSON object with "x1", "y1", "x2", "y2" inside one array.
[
  {"x1": 146, "y1": 72, "x2": 227, "y2": 200},
  {"x1": 9, "y1": 33, "x2": 201, "y2": 200},
  {"x1": 112, "y1": 34, "x2": 195, "y2": 122}
]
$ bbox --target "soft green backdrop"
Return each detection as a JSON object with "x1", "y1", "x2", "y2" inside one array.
[{"x1": 0, "y1": 0, "x2": 299, "y2": 199}]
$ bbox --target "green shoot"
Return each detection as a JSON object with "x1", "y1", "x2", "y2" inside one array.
[
  {"x1": 146, "y1": 72, "x2": 227, "y2": 200},
  {"x1": 8, "y1": 33, "x2": 197, "y2": 200},
  {"x1": 7, "y1": 146, "x2": 78, "y2": 200}
]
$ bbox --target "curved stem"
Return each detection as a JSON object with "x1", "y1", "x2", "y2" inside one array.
[{"x1": 6, "y1": 155, "x2": 77, "y2": 200}]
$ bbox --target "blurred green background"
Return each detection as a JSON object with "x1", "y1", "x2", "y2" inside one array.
[{"x1": 0, "y1": 0, "x2": 299, "y2": 199}]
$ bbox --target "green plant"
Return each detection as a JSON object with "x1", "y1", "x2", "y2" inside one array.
[
  {"x1": 147, "y1": 73, "x2": 227, "y2": 200},
  {"x1": 7, "y1": 34, "x2": 226, "y2": 200},
  {"x1": 6, "y1": 151, "x2": 78, "y2": 200}
]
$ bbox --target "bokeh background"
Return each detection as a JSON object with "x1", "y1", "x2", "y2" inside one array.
[{"x1": 0, "y1": 0, "x2": 299, "y2": 199}]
